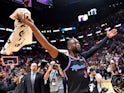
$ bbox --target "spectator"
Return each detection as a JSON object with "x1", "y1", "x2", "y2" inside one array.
[
  {"x1": 44, "y1": 61, "x2": 65, "y2": 93},
  {"x1": 89, "y1": 68, "x2": 102, "y2": 93},
  {"x1": 0, "y1": 72, "x2": 18, "y2": 93},
  {"x1": 24, "y1": 62, "x2": 44, "y2": 93}
]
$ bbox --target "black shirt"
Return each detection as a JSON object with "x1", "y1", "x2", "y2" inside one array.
[{"x1": 56, "y1": 37, "x2": 108, "y2": 93}]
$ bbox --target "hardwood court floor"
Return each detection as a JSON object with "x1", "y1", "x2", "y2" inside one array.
[
  {"x1": 102, "y1": 79, "x2": 124, "y2": 93},
  {"x1": 102, "y1": 79, "x2": 115, "y2": 93}
]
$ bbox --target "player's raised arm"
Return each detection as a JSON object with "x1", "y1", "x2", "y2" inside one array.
[{"x1": 17, "y1": 13, "x2": 59, "y2": 58}]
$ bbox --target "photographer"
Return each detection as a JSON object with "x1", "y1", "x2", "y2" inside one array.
[
  {"x1": 89, "y1": 68, "x2": 102, "y2": 93},
  {"x1": 0, "y1": 72, "x2": 18, "y2": 93},
  {"x1": 37, "y1": 59, "x2": 48, "y2": 74},
  {"x1": 111, "y1": 67, "x2": 124, "y2": 93},
  {"x1": 44, "y1": 61, "x2": 65, "y2": 93},
  {"x1": 37, "y1": 60, "x2": 50, "y2": 93}
]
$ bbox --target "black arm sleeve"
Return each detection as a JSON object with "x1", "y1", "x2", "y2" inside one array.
[
  {"x1": 0, "y1": 81, "x2": 16, "y2": 91},
  {"x1": 56, "y1": 52, "x2": 69, "y2": 70},
  {"x1": 82, "y1": 36, "x2": 108, "y2": 59}
]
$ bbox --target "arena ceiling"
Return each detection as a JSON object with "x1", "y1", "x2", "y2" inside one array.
[
  {"x1": 0, "y1": 0, "x2": 124, "y2": 49},
  {"x1": 0, "y1": 0, "x2": 124, "y2": 28}
]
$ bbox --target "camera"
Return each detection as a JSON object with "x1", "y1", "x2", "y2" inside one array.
[
  {"x1": 111, "y1": 75, "x2": 124, "y2": 93},
  {"x1": 53, "y1": 64, "x2": 58, "y2": 69},
  {"x1": 38, "y1": 59, "x2": 48, "y2": 69},
  {"x1": 111, "y1": 75, "x2": 123, "y2": 86}
]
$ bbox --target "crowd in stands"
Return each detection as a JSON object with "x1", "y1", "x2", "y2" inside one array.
[{"x1": 0, "y1": 9, "x2": 124, "y2": 93}]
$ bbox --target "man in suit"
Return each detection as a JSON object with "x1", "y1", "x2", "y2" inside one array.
[{"x1": 24, "y1": 62, "x2": 44, "y2": 93}]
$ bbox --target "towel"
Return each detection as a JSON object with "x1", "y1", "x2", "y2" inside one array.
[{"x1": 1, "y1": 8, "x2": 33, "y2": 55}]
